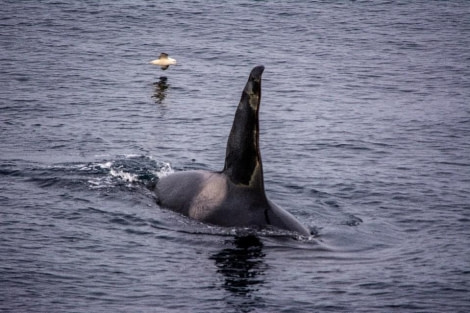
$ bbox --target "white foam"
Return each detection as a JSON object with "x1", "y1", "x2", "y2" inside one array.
[
  {"x1": 109, "y1": 168, "x2": 139, "y2": 183},
  {"x1": 156, "y1": 162, "x2": 173, "y2": 178},
  {"x1": 87, "y1": 176, "x2": 113, "y2": 189},
  {"x1": 79, "y1": 161, "x2": 113, "y2": 171},
  {"x1": 98, "y1": 161, "x2": 113, "y2": 169}
]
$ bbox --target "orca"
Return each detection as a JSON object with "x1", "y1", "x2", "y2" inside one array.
[{"x1": 155, "y1": 66, "x2": 310, "y2": 236}]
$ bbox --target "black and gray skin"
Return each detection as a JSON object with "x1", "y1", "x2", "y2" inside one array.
[{"x1": 155, "y1": 66, "x2": 310, "y2": 236}]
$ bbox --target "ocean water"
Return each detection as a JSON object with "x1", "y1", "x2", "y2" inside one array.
[{"x1": 1, "y1": 1, "x2": 469, "y2": 312}]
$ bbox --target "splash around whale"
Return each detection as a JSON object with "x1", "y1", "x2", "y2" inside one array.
[{"x1": 155, "y1": 66, "x2": 310, "y2": 236}]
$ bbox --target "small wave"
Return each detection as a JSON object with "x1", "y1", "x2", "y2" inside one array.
[
  {"x1": 91, "y1": 161, "x2": 113, "y2": 170},
  {"x1": 15, "y1": 155, "x2": 173, "y2": 191},
  {"x1": 170, "y1": 220, "x2": 318, "y2": 242},
  {"x1": 109, "y1": 168, "x2": 140, "y2": 183},
  {"x1": 78, "y1": 155, "x2": 173, "y2": 189}
]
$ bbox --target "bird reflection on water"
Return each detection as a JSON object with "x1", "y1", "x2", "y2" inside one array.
[
  {"x1": 210, "y1": 235, "x2": 267, "y2": 312},
  {"x1": 152, "y1": 76, "x2": 169, "y2": 104}
]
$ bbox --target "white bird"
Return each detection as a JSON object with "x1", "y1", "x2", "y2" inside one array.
[{"x1": 150, "y1": 53, "x2": 176, "y2": 70}]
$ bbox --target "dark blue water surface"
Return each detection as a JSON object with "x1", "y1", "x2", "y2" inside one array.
[{"x1": 1, "y1": 1, "x2": 470, "y2": 312}]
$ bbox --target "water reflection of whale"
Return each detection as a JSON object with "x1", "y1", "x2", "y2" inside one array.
[
  {"x1": 210, "y1": 235, "x2": 267, "y2": 311},
  {"x1": 152, "y1": 76, "x2": 169, "y2": 104}
]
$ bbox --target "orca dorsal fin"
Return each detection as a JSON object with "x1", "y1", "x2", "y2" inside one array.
[{"x1": 223, "y1": 66, "x2": 265, "y2": 191}]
